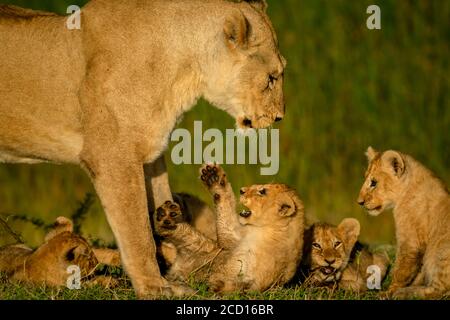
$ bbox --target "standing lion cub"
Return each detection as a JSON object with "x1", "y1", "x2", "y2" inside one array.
[
  {"x1": 153, "y1": 164, "x2": 305, "y2": 293},
  {"x1": 358, "y1": 147, "x2": 450, "y2": 299}
]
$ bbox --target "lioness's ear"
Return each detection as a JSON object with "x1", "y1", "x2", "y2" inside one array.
[
  {"x1": 337, "y1": 218, "x2": 360, "y2": 247},
  {"x1": 381, "y1": 150, "x2": 405, "y2": 177},
  {"x1": 224, "y1": 10, "x2": 250, "y2": 50},
  {"x1": 242, "y1": 0, "x2": 268, "y2": 13},
  {"x1": 365, "y1": 146, "x2": 378, "y2": 162},
  {"x1": 44, "y1": 216, "x2": 73, "y2": 242}
]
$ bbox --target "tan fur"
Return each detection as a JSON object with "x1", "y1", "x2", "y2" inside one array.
[
  {"x1": 0, "y1": 0, "x2": 285, "y2": 297},
  {"x1": 0, "y1": 217, "x2": 98, "y2": 287},
  {"x1": 301, "y1": 219, "x2": 389, "y2": 292},
  {"x1": 154, "y1": 164, "x2": 304, "y2": 293},
  {"x1": 358, "y1": 147, "x2": 450, "y2": 299},
  {"x1": 91, "y1": 192, "x2": 216, "y2": 268}
]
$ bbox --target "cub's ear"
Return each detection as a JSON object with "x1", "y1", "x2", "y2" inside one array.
[
  {"x1": 242, "y1": 0, "x2": 268, "y2": 13},
  {"x1": 44, "y1": 216, "x2": 73, "y2": 242},
  {"x1": 224, "y1": 10, "x2": 251, "y2": 50},
  {"x1": 381, "y1": 150, "x2": 405, "y2": 177},
  {"x1": 337, "y1": 218, "x2": 360, "y2": 247},
  {"x1": 279, "y1": 197, "x2": 296, "y2": 217},
  {"x1": 365, "y1": 146, "x2": 378, "y2": 162}
]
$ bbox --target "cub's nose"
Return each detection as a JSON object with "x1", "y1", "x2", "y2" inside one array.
[
  {"x1": 357, "y1": 199, "x2": 365, "y2": 206},
  {"x1": 240, "y1": 188, "x2": 247, "y2": 195},
  {"x1": 163, "y1": 220, "x2": 172, "y2": 226},
  {"x1": 325, "y1": 258, "x2": 336, "y2": 265}
]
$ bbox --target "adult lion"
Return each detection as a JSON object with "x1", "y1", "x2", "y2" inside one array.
[{"x1": 0, "y1": 0, "x2": 286, "y2": 298}]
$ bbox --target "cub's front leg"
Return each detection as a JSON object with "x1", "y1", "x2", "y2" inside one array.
[
  {"x1": 388, "y1": 242, "x2": 421, "y2": 297},
  {"x1": 153, "y1": 201, "x2": 220, "y2": 281},
  {"x1": 200, "y1": 164, "x2": 241, "y2": 249},
  {"x1": 154, "y1": 201, "x2": 218, "y2": 254}
]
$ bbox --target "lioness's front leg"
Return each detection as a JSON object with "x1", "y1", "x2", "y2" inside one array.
[
  {"x1": 144, "y1": 155, "x2": 174, "y2": 212},
  {"x1": 81, "y1": 152, "x2": 172, "y2": 299},
  {"x1": 200, "y1": 164, "x2": 240, "y2": 249}
]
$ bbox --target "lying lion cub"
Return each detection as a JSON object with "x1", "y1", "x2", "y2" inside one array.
[
  {"x1": 0, "y1": 217, "x2": 98, "y2": 286},
  {"x1": 358, "y1": 147, "x2": 450, "y2": 299},
  {"x1": 153, "y1": 164, "x2": 305, "y2": 293},
  {"x1": 300, "y1": 218, "x2": 389, "y2": 292}
]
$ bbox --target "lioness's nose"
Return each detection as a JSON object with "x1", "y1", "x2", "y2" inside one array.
[
  {"x1": 357, "y1": 199, "x2": 365, "y2": 206},
  {"x1": 275, "y1": 116, "x2": 283, "y2": 122}
]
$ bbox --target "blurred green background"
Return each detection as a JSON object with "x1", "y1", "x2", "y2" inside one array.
[{"x1": 0, "y1": 0, "x2": 448, "y2": 247}]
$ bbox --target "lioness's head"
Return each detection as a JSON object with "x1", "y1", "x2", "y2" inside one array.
[
  {"x1": 238, "y1": 184, "x2": 303, "y2": 226},
  {"x1": 304, "y1": 219, "x2": 360, "y2": 284},
  {"x1": 203, "y1": 0, "x2": 286, "y2": 129},
  {"x1": 357, "y1": 147, "x2": 407, "y2": 216}
]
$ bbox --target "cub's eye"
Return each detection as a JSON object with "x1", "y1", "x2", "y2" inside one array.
[
  {"x1": 334, "y1": 241, "x2": 342, "y2": 248},
  {"x1": 267, "y1": 74, "x2": 277, "y2": 90},
  {"x1": 258, "y1": 188, "x2": 266, "y2": 196},
  {"x1": 312, "y1": 242, "x2": 321, "y2": 250},
  {"x1": 370, "y1": 179, "x2": 377, "y2": 188}
]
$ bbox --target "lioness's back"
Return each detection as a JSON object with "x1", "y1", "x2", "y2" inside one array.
[{"x1": 0, "y1": 4, "x2": 85, "y2": 163}]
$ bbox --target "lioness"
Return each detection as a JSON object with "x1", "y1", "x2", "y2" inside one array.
[
  {"x1": 154, "y1": 164, "x2": 304, "y2": 292},
  {"x1": 300, "y1": 218, "x2": 389, "y2": 292},
  {"x1": 0, "y1": 0, "x2": 286, "y2": 297},
  {"x1": 0, "y1": 217, "x2": 98, "y2": 287},
  {"x1": 358, "y1": 147, "x2": 450, "y2": 299}
]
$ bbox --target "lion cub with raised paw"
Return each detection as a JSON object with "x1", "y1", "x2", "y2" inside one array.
[
  {"x1": 0, "y1": 217, "x2": 99, "y2": 287},
  {"x1": 358, "y1": 147, "x2": 450, "y2": 299},
  {"x1": 301, "y1": 218, "x2": 389, "y2": 292},
  {"x1": 154, "y1": 164, "x2": 305, "y2": 293}
]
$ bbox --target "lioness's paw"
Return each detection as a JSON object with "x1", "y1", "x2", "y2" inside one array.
[
  {"x1": 154, "y1": 201, "x2": 183, "y2": 236},
  {"x1": 200, "y1": 164, "x2": 227, "y2": 190}
]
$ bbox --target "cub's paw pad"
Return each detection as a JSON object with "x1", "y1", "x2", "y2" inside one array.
[
  {"x1": 200, "y1": 164, "x2": 227, "y2": 189},
  {"x1": 154, "y1": 201, "x2": 183, "y2": 234}
]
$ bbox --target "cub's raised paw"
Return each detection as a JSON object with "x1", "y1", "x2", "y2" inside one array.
[
  {"x1": 200, "y1": 164, "x2": 227, "y2": 190},
  {"x1": 154, "y1": 201, "x2": 183, "y2": 236}
]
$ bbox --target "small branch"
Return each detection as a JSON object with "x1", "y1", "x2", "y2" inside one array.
[{"x1": 0, "y1": 214, "x2": 24, "y2": 244}]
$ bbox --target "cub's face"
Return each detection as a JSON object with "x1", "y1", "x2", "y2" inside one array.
[
  {"x1": 29, "y1": 232, "x2": 98, "y2": 285},
  {"x1": 305, "y1": 219, "x2": 360, "y2": 284},
  {"x1": 238, "y1": 184, "x2": 301, "y2": 227},
  {"x1": 204, "y1": 2, "x2": 286, "y2": 129},
  {"x1": 357, "y1": 147, "x2": 407, "y2": 216}
]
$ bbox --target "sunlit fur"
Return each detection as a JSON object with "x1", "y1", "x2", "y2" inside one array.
[{"x1": 358, "y1": 147, "x2": 450, "y2": 299}]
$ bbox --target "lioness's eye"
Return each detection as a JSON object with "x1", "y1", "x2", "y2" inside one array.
[
  {"x1": 312, "y1": 242, "x2": 321, "y2": 250},
  {"x1": 334, "y1": 241, "x2": 342, "y2": 248},
  {"x1": 258, "y1": 188, "x2": 266, "y2": 196},
  {"x1": 267, "y1": 74, "x2": 277, "y2": 90},
  {"x1": 370, "y1": 179, "x2": 377, "y2": 188}
]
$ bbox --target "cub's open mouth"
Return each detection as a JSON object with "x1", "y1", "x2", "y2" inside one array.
[
  {"x1": 320, "y1": 267, "x2": 336, "y2": 275},
  {"x1": 240, "y1": 209, "x2": 252, "y2": 218},
  {"x1": 366, "y1": 205, "x2": 383, "y2": 212},
  {"x1": 241, "y1": 118, "x2": 253, "y2": 128}
]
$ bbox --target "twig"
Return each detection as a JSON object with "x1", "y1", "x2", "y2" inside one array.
[
  {"x1": 72, "y1": 193, "x2": 95, "y2": 234},
  {"x1": 0, "y1": 214, "x2": 24, "y2": 244}
]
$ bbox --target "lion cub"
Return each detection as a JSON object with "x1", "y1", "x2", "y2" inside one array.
[
  {"x1": 358, "y1": 147, "x2": 450, "y2": 299},
  {"x1": 300, "y1": 218, "x2": 389, "y2": 292},
  {"x1": 154, "y1": 164, "x2": 305, "y2": 293},
  {"x1": 0, "y1": 217, "x2": 98, "y2": 287}
]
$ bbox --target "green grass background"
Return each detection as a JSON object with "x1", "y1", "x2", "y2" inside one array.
[{"x1": 0, "y1": 0, "x2": 448, "y2": 252}]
